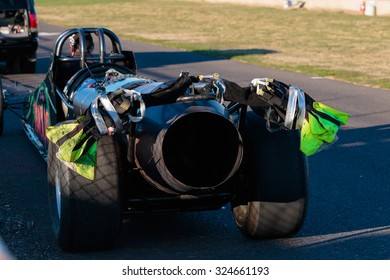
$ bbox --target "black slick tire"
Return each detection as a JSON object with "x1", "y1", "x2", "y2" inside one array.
[
  {"x1": 47, "y1": 133, "x2": 123, "y2": 251},
  {"x1": 231, "y1": 111, "x2": 308, "y2": 238}
]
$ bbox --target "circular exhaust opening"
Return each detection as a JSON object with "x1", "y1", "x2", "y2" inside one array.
[{"x1": 162, "y1": 112, "x2": 242, "y2": 189}]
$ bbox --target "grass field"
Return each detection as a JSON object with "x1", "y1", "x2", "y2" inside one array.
[{"x1": 35, "y1": 0, "x2": 390, "y2": 89}]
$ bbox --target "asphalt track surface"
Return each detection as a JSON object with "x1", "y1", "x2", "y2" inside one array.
[{"x1": 0, "y1": 23, "x2": 390, "y2": 260}]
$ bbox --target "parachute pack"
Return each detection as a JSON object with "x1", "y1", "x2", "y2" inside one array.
[{"x1": 223, "y1": 77, "x2": 349, "y2": 156}]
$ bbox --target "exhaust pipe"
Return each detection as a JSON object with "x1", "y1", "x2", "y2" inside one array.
[{"x1": 134, "y1": 100, "x2": 243, "y2": 194}]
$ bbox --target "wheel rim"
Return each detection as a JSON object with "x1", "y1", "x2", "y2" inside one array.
[
  {"x1": 233, "y1": 204, "x2": 248, "y2": 228},
  {"x1": 54, "y1": 169, "x2": 61, "y2": 218}
]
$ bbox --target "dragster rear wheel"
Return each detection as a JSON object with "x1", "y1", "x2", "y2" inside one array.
[
  {"x1": 48, "y1": 132, "x2": 123, "y2": 251},
  {"x1": 231, "y1": 111, "x2": 308, "y2": 238}
]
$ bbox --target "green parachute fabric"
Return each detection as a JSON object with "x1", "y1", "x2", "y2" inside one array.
[
  {"x1": 300, "y1": 102, "x2": 349, "y2": 156},
  {"x1": 46, "y1": 117, "x2": 98, "y2": 180}
]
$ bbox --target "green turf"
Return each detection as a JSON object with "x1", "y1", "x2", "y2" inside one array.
[{"x1": 35, "y1": 0, "x2": 390, "y2": 89}]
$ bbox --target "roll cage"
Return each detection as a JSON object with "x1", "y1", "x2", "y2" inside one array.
[
  {"x1": 49, "y1": 27, "x2": 137, "y2": 119},
  {"x1": 51, "y1": 27, "x2": 136, "y2": 92}
]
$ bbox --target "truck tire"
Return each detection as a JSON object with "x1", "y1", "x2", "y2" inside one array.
[
  {"x1": 20, "y1": 55, "x2": 36, "y2": 73},
  {"x1": 47, "y1": 133, "x2": 123, "y2": 251},
  {"x1": 231, "y1": 111, "x2": 308, "y2": 238}
]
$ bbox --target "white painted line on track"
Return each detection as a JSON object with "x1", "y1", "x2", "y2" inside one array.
[
  {"x1": 311, "y1": 76, "x2": 325, "y2": 79},
  {"x1": 39, "y1": 32, "x2": 61, "y2": 37}
]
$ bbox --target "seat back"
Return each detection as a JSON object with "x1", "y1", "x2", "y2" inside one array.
[{"x1": 52, "y1": 59, "x2": 81, "y2": 92}]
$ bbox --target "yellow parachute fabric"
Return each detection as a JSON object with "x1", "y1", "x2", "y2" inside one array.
[
  {"x1": 46, "y1": 119, "x2": 97, "y2": 180},
  {"x1": 300, "y1": 102, "x2": 349, "y2": 156}
]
